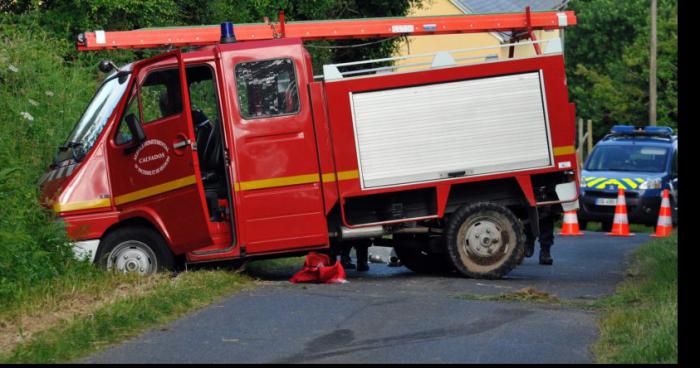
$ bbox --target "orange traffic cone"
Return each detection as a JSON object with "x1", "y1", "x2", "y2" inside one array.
[
  {"x1": 607, "y1": 188, "x2": 634, "y2": 237},
  {"x1": 559, "y1": 210, "x2": 584, "y2": 236},
  {"x1": 651, "y1": 189, "x2": 673, "y2": 238}
]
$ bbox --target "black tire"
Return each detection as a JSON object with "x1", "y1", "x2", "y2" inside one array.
[
  {"x1": 445, "y1": 202, "x2": 525, "y2": 279},
  {"x1": 393, "y1": 233, "x2": 453, "y2": 274},
  {"x1": 601, "y1": 219, "x2": 613, "y2": 232},
  {"x1": 95, "y1": 226, "x2": 175, "y2": 275}
]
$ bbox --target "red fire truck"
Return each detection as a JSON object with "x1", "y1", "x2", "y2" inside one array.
[{"x1": 40, "y1": 9, "x2": 580, "y2": 279}]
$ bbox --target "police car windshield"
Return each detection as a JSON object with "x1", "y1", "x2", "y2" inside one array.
[{"x1": 585, "y1": 144, "x2": 669, "y2": 173}]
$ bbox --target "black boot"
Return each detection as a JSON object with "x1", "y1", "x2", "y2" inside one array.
[
  {"x1": 539, "y1": 244, "x2": 553, "y2": 265},
  {"x1": 341, "y1": 255, "x2": 356, "y2": 270},
  {"x1": 524, "y1": 240, "x2": 535, "y2": 258},
  {"x1": 355, "y1": 243, "x2": 370, "y2": 272}
]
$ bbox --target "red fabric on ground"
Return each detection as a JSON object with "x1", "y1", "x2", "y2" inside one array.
[{"x1": 289, "y1": 252, "x2": 347, "y2": 284}]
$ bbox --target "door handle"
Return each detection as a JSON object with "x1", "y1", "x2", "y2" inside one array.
[{"x1": 173, "y1": 139, "x2": 192, "y2": 149}]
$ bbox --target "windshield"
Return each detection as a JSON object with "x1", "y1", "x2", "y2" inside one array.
[
  {"x1": 585, "y1": 144, "x2": 669, "y2": 173},
  {"x1": 55, "y1": 72, "x2": 131, "y2": 163}
]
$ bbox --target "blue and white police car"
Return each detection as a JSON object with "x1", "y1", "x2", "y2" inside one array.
[{"x1": 579, "y1": 125, "x2": 677, "y2": 231}]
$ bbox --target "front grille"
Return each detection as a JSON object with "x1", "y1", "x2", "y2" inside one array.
[{"x1": 586, "y1": 190, "x2": 639, "y2": 199}]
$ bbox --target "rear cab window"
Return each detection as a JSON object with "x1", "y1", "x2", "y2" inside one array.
[{"x1": 234, "y1": 58, "x2": 300, "y2": 120}]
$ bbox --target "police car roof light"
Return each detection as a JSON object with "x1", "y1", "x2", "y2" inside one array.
[
  {"x1": 610, "y1": 125, "x2": 637, "y2": 134},
  {"x1": 644, "y1": 126, "x2": 673, "y2": 136}
]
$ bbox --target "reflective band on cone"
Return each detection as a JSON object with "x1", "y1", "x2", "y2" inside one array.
[
  {"x1": 651, "y1": 189, "x2": 673, "y2": 238},
  {"x1": 559, "y1": 210, "x2": 584, "y2": 236},
  {"x1": 607, "y1": 187, "x2": 634, "y2": 237}
]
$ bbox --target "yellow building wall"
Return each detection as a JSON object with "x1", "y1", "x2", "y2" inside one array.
[{"x1": 393, "y1": 0, "x2": 561, "y2": 71}]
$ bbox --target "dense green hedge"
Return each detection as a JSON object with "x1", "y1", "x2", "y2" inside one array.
[{"x1": 0, "y1": 15, "x2": 103, "y2": 305}]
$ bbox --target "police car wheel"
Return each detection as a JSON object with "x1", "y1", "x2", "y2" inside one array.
[
  {"x1": 445, "y1": 202, "x2": 524, "y2": 279},
  {"x1": 96, "y1": 226, "x2": 175, "y2": 275}
]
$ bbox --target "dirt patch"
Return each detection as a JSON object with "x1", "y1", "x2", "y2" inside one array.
[
  {"x1": 497, "y1": 287, "x2": 562, "y2": 303},
  {"x1": 0, "y1": 275, "x2": 166, "y2": 353}
]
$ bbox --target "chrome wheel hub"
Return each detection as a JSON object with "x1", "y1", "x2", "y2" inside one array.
[
  {"x1": 463, "y1": 219, "x2": 503, "y2": 258},
  {"x1": 107, "y1": 240, "x2": 157, "y2": 275}
]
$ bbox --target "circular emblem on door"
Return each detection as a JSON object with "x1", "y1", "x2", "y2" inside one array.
[{"x1": 133, "y1": 139, "x2": 171, "y2": 176}]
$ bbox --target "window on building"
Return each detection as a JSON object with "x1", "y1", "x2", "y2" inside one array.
[{"x1": 235, "y1": 58, "x2": 300, "y2": 119}]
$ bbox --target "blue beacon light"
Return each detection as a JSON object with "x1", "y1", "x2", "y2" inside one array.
[{"x1": 220, "y1": 22, "x2": 236, "y2": 44}]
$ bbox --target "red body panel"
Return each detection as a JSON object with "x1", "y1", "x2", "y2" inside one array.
[
  {"x1": 215, "y1": 39, "x2": 328, "y2": 255},
  {"x1": 323, "y1": 54, "x2": 577, "y2": 227}
]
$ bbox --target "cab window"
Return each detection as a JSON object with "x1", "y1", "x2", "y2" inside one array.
[
  {"x1": 234, "y1": 58, "x2": 300, "y2": 119},
  {"x1": 114, "y1": 68, "x2": 183, "y2": 145},
  {"x1": 115, "y1": 87, "x2": 139, "y2": 145},
  {"x1": 140, "y1": 69, "x2": 182, "y2": 123}
]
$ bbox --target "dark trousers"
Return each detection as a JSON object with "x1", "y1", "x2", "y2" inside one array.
[
  {"x1": 340, "y1": 239, "x2": 370, "y2": 266},
  {"x1": 526, "y1": 213, "x2": 555, "y2": 251}
]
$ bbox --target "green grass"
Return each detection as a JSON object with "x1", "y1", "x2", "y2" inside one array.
[
  {"x1": 1, "y1": 270, "x2": 253, "y2": 364},
  {"x1": 592, "y1": 234, "x2": 677, "y2": 363}
]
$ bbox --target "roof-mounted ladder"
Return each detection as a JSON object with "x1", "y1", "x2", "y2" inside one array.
[{"x1": 76, "y1": 8, "x2": 576, "y2": 51}]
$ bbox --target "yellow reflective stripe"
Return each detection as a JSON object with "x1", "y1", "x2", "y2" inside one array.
[
  {"x1": 587, "y1": 177, "x2": 607, "y2": 187},
  {"x1": 635, "y1": 178, "x2": 645, "y2": 184},
  {"x1": 595, "y1": 178, "x2": 624, "y2": 189},
  {"x1": 336, "y1": 170, "x2": 359, "y2": 181},
  {"x1": 234, "y1": 170, "x2": 360, "y2": 191},
  {"x1": 553, "y1": 146, "x2": 575, "y2": 156},
  {"x1": 115, "y1": 175, "x2": 197, "y2": 205},
  {"x1": 622, "y1": 178, "x2": 639, "y2": 189},
  {"x1": 239, "y1": 173, "x2": 320, "y2": 191},
  {"x1": 321, "y1": 173, "x2": 337, "y2": 182},
  {"x1": 53, "y1": 198, "x2": 111, "y2": 213}
]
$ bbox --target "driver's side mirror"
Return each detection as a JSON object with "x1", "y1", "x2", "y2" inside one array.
[{"x1": 125, "y1": 113, "x2": 146, "y2": 149}]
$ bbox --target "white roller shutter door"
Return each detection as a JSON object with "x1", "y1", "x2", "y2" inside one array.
[{"x1": 350, "y1": 71, "x2": 553, "y2": 189}]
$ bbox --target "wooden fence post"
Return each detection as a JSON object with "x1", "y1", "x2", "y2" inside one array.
[{"x1": 587, "y1": 119, "x2": 593, "y2": 160}]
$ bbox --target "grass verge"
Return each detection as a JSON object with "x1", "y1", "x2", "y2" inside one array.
[
  {"x1": 592, "y1": 233, "x2": 677, "y2": 363},
  {"x1": 0, "y1": 270, "x2": 253, "y2": 364}
]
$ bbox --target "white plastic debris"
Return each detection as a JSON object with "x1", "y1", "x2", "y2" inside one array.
[
  {"x1": 20, "y1": 111, "x2": 34, "y2": 121},
  {"x1": 8, "y1": 64, "x2": 18, "y2": 73}
]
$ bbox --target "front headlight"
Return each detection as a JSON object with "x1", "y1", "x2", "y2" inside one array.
[{"x1": 639, "y1": 178, "x2": 662, "y2": 190}]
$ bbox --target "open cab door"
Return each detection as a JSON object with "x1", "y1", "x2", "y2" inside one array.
[{"x1": 106, "y1": 50, "x2": 214, "y2": 254}]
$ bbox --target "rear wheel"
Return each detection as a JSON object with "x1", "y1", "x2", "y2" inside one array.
[
  {"x1": 393, "y1": 233, "x2": 453, "y2": 274},
  {"x1": 445, "y1": 202, "x2": 524, "y2": 279},
  {"x1": 96, "y1": 226, "x2": 175, "y2": 275}
]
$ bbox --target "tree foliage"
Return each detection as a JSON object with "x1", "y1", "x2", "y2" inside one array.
[
  {"x1": 565, "y1": 0, "x2": 677, "y2": 139},
  {"x1": 4, "y1": 0, "x2": 422, "y2": 72}
]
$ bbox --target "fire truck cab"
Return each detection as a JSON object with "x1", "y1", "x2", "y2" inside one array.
[{"x1": 40, "y1": 14, "x2": 580, "y2": 279}]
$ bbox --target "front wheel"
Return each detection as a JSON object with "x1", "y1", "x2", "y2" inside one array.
[
  {"x1": 445, "y1": 202, "x2": 525, "y2": 279},
  {"x1": 95, "y1": 226, "x2": 175, "y2": 275}
]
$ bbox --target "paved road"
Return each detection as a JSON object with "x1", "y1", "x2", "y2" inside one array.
[{"x1": 84, "y1": 232, "x2": 649, "y2": 364}]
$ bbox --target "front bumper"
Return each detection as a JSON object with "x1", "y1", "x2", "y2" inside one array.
[
  {"x1": 579, "y1": 189, "x2": 662, "y2": 225},
  {"x1": 72, "y1": 239, "x2": 100, "y2": 263}
]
